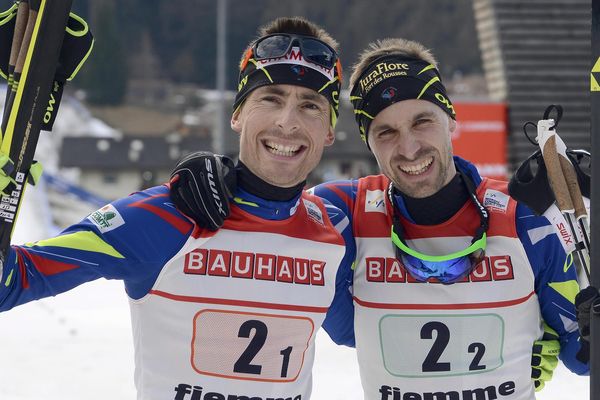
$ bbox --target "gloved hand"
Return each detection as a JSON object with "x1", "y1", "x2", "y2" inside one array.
[
  {"x1": 0, "y1": 153, "x2": 42, "y2": 196},
  {"x1": 574, "y1": 285, "x2": 600, "y2": 364},
  {"x1": 169, "y1": 151, "x2": 236, "y2": 231},
  {"x1": 531, "y1": 323, "x2": 560, "y2": 391}
]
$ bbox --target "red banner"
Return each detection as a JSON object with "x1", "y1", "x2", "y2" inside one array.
[{"x1": 451, "y1": 103, "x2": 508, "y2": 181}]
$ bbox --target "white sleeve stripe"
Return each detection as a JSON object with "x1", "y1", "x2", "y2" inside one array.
[
  {"x1": 527, "y1": 225, "x2": 555, "y2": 246},
  {"x1": 334, "y1": 216, "x2": 350, "y2": 235}
]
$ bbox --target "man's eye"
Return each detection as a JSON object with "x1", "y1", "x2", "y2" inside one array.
[
  {"x1": 414, "y1": 118, "x2": 432, "y2": 126},
  {"x1": 262, "y1": 96, "x2": 279, "y2": 103},
  {"x1": 304, "y1": 103, "x2": 321, "y2": 110},
  {"x1": 375, "y1": 129, "x2": 393, "y2": 138}
]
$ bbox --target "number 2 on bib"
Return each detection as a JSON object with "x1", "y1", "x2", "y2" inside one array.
[
  {"x1": 192, "y1": 310, "x2": 314, "y2": 382},
  {"x1": 379, "y1": 314, "x2": 505, "y2": 377}
]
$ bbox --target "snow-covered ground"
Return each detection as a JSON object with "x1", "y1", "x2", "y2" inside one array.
[{"x1": 0, "y1": 183, "x2": 591, "y2": 399}]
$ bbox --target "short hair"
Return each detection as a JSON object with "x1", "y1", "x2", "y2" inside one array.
[
  {"x1": 349, "y1": 38, "x2": 438, "y2": 89},
  {"x1": 239, "y1": 17, "x2": 339, "y2": 66}
]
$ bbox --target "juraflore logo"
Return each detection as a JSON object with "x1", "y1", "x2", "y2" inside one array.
[{"x1": 359, "y1": 62, "x2": 410, "y2": 93}]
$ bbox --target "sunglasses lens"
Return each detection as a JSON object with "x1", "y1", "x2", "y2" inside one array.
[
  {"x1": 301, "y1": 38, "x2": 335, "y2": 69},
  {"x1": 396, "y1": 247, "x2": 481, "y2": 284},
  {"x1": 254, "y1": 35, "x2": 292, "y2": 59},
  {"x1": 254, "y1": 35, "x2": 337, "y2": 69}
]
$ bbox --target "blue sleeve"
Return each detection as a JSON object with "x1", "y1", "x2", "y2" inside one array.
[
  {"x1": 516, "y1": 203, "x2": 589, "y2": 375},
  {"x1": 314, "y1": 180, "x2": 358, "y2": 347},
  {"x1": 0, "y1": 185, "x2": 194, "y2": 311}
]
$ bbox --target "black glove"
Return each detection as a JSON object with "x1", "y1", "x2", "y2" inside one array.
[
  {"x1": 169, "y1": 151, "x2": 236, "y2": 231},
  {"x1": 574, "y1": 285, "x2": 600, "y2": 364}
]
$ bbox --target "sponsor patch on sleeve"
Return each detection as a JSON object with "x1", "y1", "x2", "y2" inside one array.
[
  {"x1": 88, "y1": 204, "x2": 125, "y2": 233},
  {"x1": 303, "y1": 199, "x2": 324, "y2": 225},
  {"x1": 483, "y1": 189, "x2": 509, "y2": 213}
]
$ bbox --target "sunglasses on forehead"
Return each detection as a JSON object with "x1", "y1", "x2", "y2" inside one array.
[
  {"x1": 389, "y1": 171, "x2": 489, "y2": 284},
  {"x1": 240, "y1": 33, "x2": 340, "y2": 72}
]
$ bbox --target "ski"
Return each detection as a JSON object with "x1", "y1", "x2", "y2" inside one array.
[
  {"x1": 590, "y1": 0, "x2": 600, "y2": 397},
  {"x1": 0, "y1": 0, "x2": 73, "y2": 265}
]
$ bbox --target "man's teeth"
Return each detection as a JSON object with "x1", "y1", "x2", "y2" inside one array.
[
  {"x1": 265, "y1": 141, "x2": 301, "y2": 157},
  {"x1": 400, "y1": 158, "x2": 433, "y2": 175}
]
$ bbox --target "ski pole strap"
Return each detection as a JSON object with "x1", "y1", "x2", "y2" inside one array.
[
  {"x1": 508, "y1": 149, "x2": 590, "y2": 216},
  {"x1": 40, "y1": 11, "x2": 94, "y2": 131},
  {"x1": 0, "y1": 7, "x2": 94, "y2": 131}
]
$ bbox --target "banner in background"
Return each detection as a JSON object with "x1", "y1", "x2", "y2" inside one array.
[{"x1": 452, "y1": 102, "x2": 507, "y2": 181}]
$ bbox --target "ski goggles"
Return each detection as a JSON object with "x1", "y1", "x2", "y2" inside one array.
[
  {"x1": 235, "y1": 34, "x2": 342, "y2": 127},
  {"x1": 389, "y1": 172, "x2": 489, "y2": 284},
  {"x1": 244, "y1": 33, "x2": 339, "y2": 71}
]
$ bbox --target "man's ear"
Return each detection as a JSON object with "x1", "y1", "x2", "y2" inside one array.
[
  {"x1": 324, "y1": 126, "x2": 335, "y2": 146},
  {"x1": 231, "y1": 107, "x2": 242, "y2": 134},
  {"x1": 448, "y1": 116, "x2": 457, "y2": 134}
]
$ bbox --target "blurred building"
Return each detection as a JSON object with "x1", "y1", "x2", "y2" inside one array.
[{"x1": 473, "y1": 0, "x2": 591, "y2": 168}]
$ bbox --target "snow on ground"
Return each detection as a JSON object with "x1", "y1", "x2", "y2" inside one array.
[{"x1": 0, "y1": 184, "x2": 591, "y2": 400}]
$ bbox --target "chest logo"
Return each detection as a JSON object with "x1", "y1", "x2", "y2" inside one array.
[
  {"x1": 365, "y1": 255, "x2": 514, "y2": 283},
  {"x1": 365, "y1": 189, "x2": 387, "y2": 214},
  {"x1": 483, "y1": 189, "x2": 509, "y2": 213},
  {"x1": 183, "y1": 248, "x2": 326, "y2": 286}
]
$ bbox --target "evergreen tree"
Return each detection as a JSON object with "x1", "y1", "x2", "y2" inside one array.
[{"x1": 79, "y1": 1, "x2": 128, "y2": 105}]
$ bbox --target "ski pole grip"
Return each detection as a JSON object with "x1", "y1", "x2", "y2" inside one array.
[
  {"x1": 15, "y1": 5, "x2": 37, "y2": 74},
  {"x1": 9, "y1": 1, "x2": 29, "y2": 69},
  {"x1": 559, "y1": 154, "x2": 588, "y2": 219},
  {"x1": 541, "y1": 135, "x2": 574, "y2": 212}
]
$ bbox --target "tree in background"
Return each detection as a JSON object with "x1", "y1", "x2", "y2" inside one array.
[
  {"x1": 78, "y1": 1, "x2": 128, "y2": 105},
  {"x1": 71, "y1": 0, "x2": 482, "y2": 98}
]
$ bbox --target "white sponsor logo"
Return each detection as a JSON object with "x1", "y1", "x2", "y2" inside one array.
[
  {"x1": 303, "y1": 199, "x2": 324, "y2": 225},
  {"x1": 88, "y1": 204, "x2": 125, "y2": 233},
  {"x1": 205, "y1": 158, "x2": 226, "y2": 216},
  {"x1": 543, "y1": 204, "x2": 576, "y2": 253},
  {"x1": 483, "y1": 189, "x2": 509, "y2": 213},
  {"x1": 365, "y1": 189, "x2": 386, "y2": 214}
]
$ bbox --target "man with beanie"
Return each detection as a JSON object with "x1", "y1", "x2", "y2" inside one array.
[{"x1": 0, "y1": 17, "x2": 355, "y2": 400}]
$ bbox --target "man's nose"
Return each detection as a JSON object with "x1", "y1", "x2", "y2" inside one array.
[
  {"x1": 395, "y1": 132, "x2": 420, "y2": 160},
  {"x1": 275, "y1": 104, "x2": 300, "y2": 134}
]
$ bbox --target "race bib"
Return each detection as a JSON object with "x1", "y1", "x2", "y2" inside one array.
[{"x1": 192, "y1": 309, "x2": 314, "y2": 382}]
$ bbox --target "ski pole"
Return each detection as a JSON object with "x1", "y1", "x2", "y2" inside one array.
[
  {"x1": 2, "y1": 0, "x2": 29, "y2": 137},
  {"x1": 0, "y1": 0, "x2": 72, "y2": 267},
  {"x1": 536, "y1": 109, "x2": 591, "y2": 286},
  {"x1": 1, "y1": 0, "x2": 37, "y2": 139}
]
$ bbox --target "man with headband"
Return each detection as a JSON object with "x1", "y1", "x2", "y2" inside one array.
[
  {"x1": 315, "y1": 38, "x2": 589, "y2": 398},
  {"x1": 168, "y1": 38, "x2": 589, "y2": 398},
  {"x1": 0, "y1": 17, "x2": 355, "y2": 400}
]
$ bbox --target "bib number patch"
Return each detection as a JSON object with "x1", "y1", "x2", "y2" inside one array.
[
  {"x1": 379, "y1": 314, "x2": 504, "y2": 377},
  {"x1": 192, "y1": 309, "x2": 314, "y2": 382}
]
